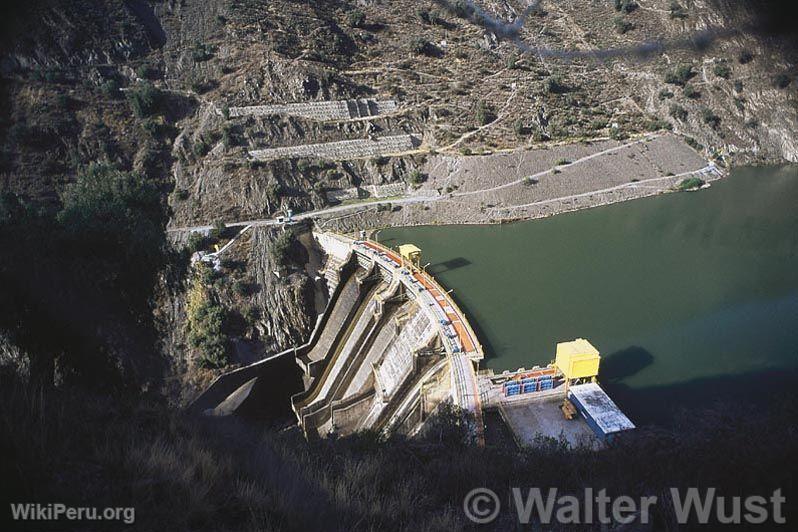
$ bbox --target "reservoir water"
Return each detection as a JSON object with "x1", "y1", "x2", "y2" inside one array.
[{"x1": 379, "y1": 166, "x2": 798, "y2": 423}]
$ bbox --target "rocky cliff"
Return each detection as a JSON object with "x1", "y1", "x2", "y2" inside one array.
[{"x1": 0, "y1": 0, "x2": 795, "y2": 400}]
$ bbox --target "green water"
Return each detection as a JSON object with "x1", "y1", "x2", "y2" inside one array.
[{"x1": 380, "y1": 166, "x2": 798, "y2": 422}]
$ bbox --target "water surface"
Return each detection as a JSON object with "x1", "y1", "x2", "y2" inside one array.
[{"x1": 380, "y1": 166, "x2": 798, "y2": 422}]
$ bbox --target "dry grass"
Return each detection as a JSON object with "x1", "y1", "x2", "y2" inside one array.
[{"x1": 2, "y1": 368, "x2": 797, "y2": 530}]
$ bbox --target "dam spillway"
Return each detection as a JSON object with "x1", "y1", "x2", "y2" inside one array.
[
  {"x1": 188, "y1": 230, "x2": 634, "y2": 448},
  {"x1": 291, "y1": 232, "x2": 486, "y2": 442}
]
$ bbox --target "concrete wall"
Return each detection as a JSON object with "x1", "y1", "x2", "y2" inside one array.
[
  {"x1": 249, "y1": 135, "x2": 415, "y2": 161},
  {"x1": 229, "y1": 99, "x2": 397, "y2": 121}
]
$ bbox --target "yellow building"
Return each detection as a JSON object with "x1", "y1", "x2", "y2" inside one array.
[
  {"x1": 398, "y1": 244, "x2": 422, "y2": 268},
  {"x1": 555, "y1": 338, "x2": 600, "y2": 380}
]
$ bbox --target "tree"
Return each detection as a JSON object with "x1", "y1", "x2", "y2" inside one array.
[
  {"x1": 100, "y1": 79, "x2": 120, "y2": 99},
  {"x1": 475, "y1": 100, "x2": 495, "y2": 126},
  {"x1": 126, "y1": 82, "x2": 163, "y2": 118},
  {"x1": 271, "y1": 229, "x2": 296, "y2": 267},
  {"x1": 187, "y1": 273, "x2": 229, "y2": 368},
  {"x1": 664, "y1": 65, "x2": 695, "y2": 86},
  {"x1": 58, "y1": 163, "x2": 165, "y2": 273},
  {"x1": 210, "y1": 219, "x2": 227, "y2": 240}
]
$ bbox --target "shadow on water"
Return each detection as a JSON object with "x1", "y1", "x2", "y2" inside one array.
[
  {"x1": 377, "y1": 235, "x2": 398, "y2": 247},
  {"x1": 427, "y1": 257, "x2": 472, "y2": 274},
  {"x1": 600, "y1": 346, "x2": 654, "y2": 382},
  {"x1": 604, "y1": 368, "x2": 798, "y2": 428}
]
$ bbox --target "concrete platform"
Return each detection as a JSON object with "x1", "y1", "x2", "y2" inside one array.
[{"x1": 499, "y1": 396, "x2": 601, "y2": 449}]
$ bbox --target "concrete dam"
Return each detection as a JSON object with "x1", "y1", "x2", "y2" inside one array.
[
  {"x1": 190, "y1": 231, "x2": 634, "y2": 448},
  {"x1": 292, "y1": 232, "x2": 485, "y2": 441}
]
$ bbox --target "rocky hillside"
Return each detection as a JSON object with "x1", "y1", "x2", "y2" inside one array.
[{"x1": 0, "y1": 0, "x2": 795, "y2": 399}]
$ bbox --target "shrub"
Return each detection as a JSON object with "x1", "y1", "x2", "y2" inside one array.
[
  {"x1": 701, "y1": 108, "x2": 721, "y2": 128},
  {"x1": 136, "y1": 64, "x2": 159, "y2": 80},
  {"x1": 187, "y1": 273, "x2": 229, "y2": 368},
  {"x1": 610, "y1": 127, "x2": 627, "y2": 140},
  {"x1": 647, "y1": 119, "x2": 673, "y2": 131},
  {"x1": 678, "y1": 177, "x2": 705, "y2": 190},
  {"x1": 210, "y1": 219, "x2": 227, "y2": 240},
  {"x1": 187, "y1": 232, "x2": 210, "y2": 252},
  {"x1": 244, "y1": 305, "x2": 261, "y2": 323},
  {"x1": 774, "y1": 73, "x2": 791, "y2": 89},
  {"x1": 193, "y1": 138, "x2": 210, "y2": 157},
  {"x1": 190, "y1": 78, "x2": 214, "y2": 94},
  {"x1": 614, "y1": 0, "x2": 637, "y2": 13},
  {"x1": 544, "y1": 76, "x2": 568, "y2": 94},
  {"x1": 222, "y1": 124, "x2": 240, "y2": 148},
  {"x1": 100, "y1": 79, "x2": 121, "y2": 99},
  {"x1": 669, "y1": 104, "x2": 688, "y2": 121},
  {"x1": 614, "y1": 17, "x2": 633, "y2": 34},
  {"x1": 411, "y1": 38, "x2": 438, "y2": 56},
  {"x1": 506, "y1": 54, "x2": 518, "y2": 70},
  {"x1": 658, "y1": 89, "x2": 674, "y2": 100},
  {"x1": 417, "y1": 8, "x2": 432, "y2": 23},
  {"x1": 451, "y1": 0, "x2": 475, "y2": 18},
  {"x1": 347, "y1": 10, "x2": 366, "y2": 28},
  {"x1": 141, "y1": 118, "x2": 174, "y2": 139},
  {"x1": 514, "y1": 120, "x2": 527, "y2": 136},
  {"x1": 192, "y1": 42, "x2": 215, "y2": 62},
  {"x1": 408, "y1": 169, "x2": 426, "y2": 185},
  {"x1": 669, "y1": 1, "x2": 688, "y2": 18},
  {"x1": 233, "y1": 279, "x2": 253, "y2": 296},
  {"x1": 683, "y1": 85, "x2": 700, "y2": 99},
  {"x1": 664, "y1": 65, "x2": 695, "y2": 86},
  {"x1": 713, "y1": 63, "x2": 731, "y2": 79},
  {"x1": 684, "y1": 136, "x2": 704, "y2": 151},
  {"x1": 737, "y1": 50, "x2": 754, "y2": 64}
]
